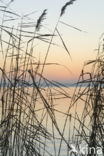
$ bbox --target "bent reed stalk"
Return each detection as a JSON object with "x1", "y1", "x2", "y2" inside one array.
[
  {"x1": 1, "y1": 1, "x2": 103, "y2": 156},
  {"x1": 0, "y1": 1, "x2": 76, "y2": 156}
]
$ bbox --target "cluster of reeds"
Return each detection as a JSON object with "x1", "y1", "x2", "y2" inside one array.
[
  {"x1": 69, "y1": 34, "x2": 104, "y2": 155},
  {"x1": 0, "y1": 0, "x2": 78, "y2": 156},
  {"x1": 1, "y1": 1, "x2": 103, "y2": 156}
]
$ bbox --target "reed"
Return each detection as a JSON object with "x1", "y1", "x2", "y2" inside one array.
[
  {"x1": 60, "y1": 0, "x2": 77, "y2": 17},
  {"x1": 69, "y1": 34, "x2": 104, "y2": 155},
  {"x1": 0, "y1": 0, "x2": 75, "y2": 156},
  {"x1": 36, "y1": 9, "x2": 47, "y2": 31},
  {"x1": 1, "y1": 0, "x2": 102, "y2": 156}
]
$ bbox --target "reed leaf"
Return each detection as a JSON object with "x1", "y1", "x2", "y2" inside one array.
[
  {"x1": 56, "y1": 28, "x2": 72, "y2": 60},
  {"x1": 60, "y1": 20, "x2": 86, "y2": 33}
]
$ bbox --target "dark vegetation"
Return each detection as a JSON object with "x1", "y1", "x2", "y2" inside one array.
[
  {"x1": 0, "y1": 0, "x2": 104, "y2": 156},
  {"x1": 70, "y1": 34, "x2": 104, "y2": 155},
  {"x1": 0, "y1": 0, "x2": 76, "y2": 156}
]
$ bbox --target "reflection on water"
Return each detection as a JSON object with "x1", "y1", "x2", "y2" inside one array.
[{"x1": 0, "y1": 86, "x2": 96, "y2": 155}]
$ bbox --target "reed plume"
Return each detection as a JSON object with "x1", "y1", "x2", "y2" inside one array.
[
  {"x1": 36, "y1": 9, "x2": 47, "y2": 31},
  {"x1": 60, "y1": 0, "x2": 76, "y2": 17}
]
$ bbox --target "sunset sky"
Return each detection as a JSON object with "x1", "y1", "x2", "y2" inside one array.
[{"x1": 1, "y1": 0, "x2": 104, "y2": 83}]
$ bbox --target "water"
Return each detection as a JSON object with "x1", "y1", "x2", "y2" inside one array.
[{"x1": 0, "y1": 86, "x2": 102, "y2": 155}]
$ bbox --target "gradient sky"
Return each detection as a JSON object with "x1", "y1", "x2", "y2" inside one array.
[{"x1": 2, "y1": 0, "x2": 104, "y2": 83}]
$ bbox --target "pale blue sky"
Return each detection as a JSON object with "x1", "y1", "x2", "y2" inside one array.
[
  {"x1": 1, "y1": 0, "x2": 104, "y2": 82},
  {"x1": 11, "y1": 0, "x2": 104, "y2": 52}
]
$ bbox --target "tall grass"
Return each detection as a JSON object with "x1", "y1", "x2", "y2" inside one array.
[
  {"x1": 1, "y1": 1, "x2": 103, "y2": 156},
  {"x1": 0, "y1": 1, "x2": 76, "y2": 156},
  {"x1": 69, "y1": 34, "x2": 104, "y2": 155}
]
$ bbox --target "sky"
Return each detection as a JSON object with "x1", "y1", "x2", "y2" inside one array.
[{"x1": 1, "y1": 0, "x2": 104, "y2": 83}]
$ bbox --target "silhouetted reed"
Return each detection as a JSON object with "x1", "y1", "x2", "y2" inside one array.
[
  {"x1": 60, "y1": 0, "x2": 77, "y2": 17},
  {"x1": 0, "y1": 1, "x2": 76, "y2": 156},
  {"x1": 69, "y1": 34, "x2": 104, "y2": 155},
  {"x1": 0, "y1": 1, "x2": 103, "y2": 156}
]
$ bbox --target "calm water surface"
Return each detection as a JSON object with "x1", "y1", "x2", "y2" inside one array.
[{"x1": 0, "y1": 87, "x2": 98, "y2": 155}]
